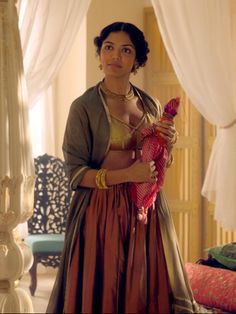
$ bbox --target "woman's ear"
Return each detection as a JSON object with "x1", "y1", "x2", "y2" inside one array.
[
  {"x1": 98, "y1": 56, "x2": 103, "y2": 70},
  {"x1": 132, "y1": 61, "x2": 139, "y2": 75}
]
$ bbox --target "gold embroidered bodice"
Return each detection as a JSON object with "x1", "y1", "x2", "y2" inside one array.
[
  {"x1": 98, "y1": 84, "x2": 158, "y2": 153},
  {"x1": 109, "y1": 113, "x2": 157, "y2": 151}
]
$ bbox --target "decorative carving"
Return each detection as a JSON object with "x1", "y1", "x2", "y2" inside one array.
[
  {"x1": 28, "y1": 154, "x2": 72, "y2": 267},
  {"x1": 0, "y1": 175, "x2": 35, "y2": 228},
  {"x1": 0, "y1": 230, "x2": 25, "y2": 281},
  {"x1": 0, "y1": 211, "x2": 16, "y2": 226},
  {"x1": 0, "y1": 0, "x2": 35, "y2": 311},
  {"x1": 20, "y1": 176, "x2": 35, "y2": 222},
  {"x1": 0, "y1": 244, "x2": 8, "y2": 257},
  {"x1": 0, "y1": 280, "x2": 10, "y2": 291},
  {"x1": 0, "y1": 287, "x2": 34, "y2": 312}
]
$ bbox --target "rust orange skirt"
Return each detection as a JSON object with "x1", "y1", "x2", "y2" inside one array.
[{"x1": 65, "y1": 184, "x2": 171, "y2": 313}]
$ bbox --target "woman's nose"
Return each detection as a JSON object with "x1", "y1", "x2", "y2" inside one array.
[{"x1": 111, "y1": 49, "x2": 121, "y2": 60}]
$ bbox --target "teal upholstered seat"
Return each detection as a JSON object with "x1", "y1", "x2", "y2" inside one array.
[
  {"x1": 26, "y1": 154, "x2": 72, "y2": 296},
  {"x1": 25, "y1": 234, "x2": 65, "y2": 253}
]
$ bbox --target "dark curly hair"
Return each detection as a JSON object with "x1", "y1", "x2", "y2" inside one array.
[{"x1": 94, "y1": 22, "x2": 150, "y2": 71}]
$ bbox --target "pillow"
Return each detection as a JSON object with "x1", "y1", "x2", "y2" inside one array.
[
  {"x1": 209, "y1": 242, "x2": 236, "y2": 270},
  {"x1": 185, "y1": 262, "x2": 236, "y2": 312}
]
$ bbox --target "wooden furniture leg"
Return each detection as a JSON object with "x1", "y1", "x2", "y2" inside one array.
[{"x1": 29, "y1": 254, "x2": 38, "y2": 296}]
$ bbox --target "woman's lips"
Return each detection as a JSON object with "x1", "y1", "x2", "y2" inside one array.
[{"x1": 108, "y1": 63, "x2": 122, "y2": 68}]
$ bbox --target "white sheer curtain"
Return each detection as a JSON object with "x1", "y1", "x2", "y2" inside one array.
[
  {"x1": 16, "y1": 0, "x2": 91, "y2": 156},
  {"x1": 151, "y1": 0, "x2": 236, "y2": 230},
  {"x1": 17, "y1": 0, "x2": 91, "y2": 107},
  {"x1": 28, "y1": 86, "x2": 56, "y2": 157},
  {"x1": 15, "y1": 0, "x2": 90, "y2": 237}
]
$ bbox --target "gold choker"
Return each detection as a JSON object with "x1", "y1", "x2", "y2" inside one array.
[{"x1": 100, "y1": 82, "x2": 135, "y2": 101}]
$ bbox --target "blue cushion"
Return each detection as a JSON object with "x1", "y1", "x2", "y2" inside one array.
[{"x1": 25, "y1": 234, "x2": 65, "y2": 253}]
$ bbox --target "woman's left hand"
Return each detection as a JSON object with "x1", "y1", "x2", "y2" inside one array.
[{"x1": 156, "y1": 119, "x2": 178, "y2": 151}]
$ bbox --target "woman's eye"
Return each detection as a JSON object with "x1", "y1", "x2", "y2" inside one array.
[
  {"x1": 104, "y1": 45, "x2": 113, "y2": 51},
  {"x1": 122, "y1": 47, "x2": 132, "y2": 54}
]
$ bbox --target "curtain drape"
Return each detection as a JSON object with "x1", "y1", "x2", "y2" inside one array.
[
  {"x1": 151, "y1": 0, "x2": 236, "y2": 230},
  {"x1": 15, "y1": 0, "x2": 90, "y2": 237},
  {"x1": 17, "y1": 0, "x2": 91, "y2": 107},
  {"x1": 16, "y1": 0, "x2": 91, "y2": 158},
  {"x1": 28, "y1": 86, "x2": 56, "y2": 157}
]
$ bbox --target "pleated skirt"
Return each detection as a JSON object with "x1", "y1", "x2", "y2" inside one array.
[{"x1": 65, "y1": 184, "x2": 172, "y2": 313}]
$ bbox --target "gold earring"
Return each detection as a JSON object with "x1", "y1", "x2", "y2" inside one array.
[
  {"x1": 132, "y1": 63, "x2": 138, "y2": 75},
  {"x1": 99, "y1": 64, "x2": 103, "y2": 70}
]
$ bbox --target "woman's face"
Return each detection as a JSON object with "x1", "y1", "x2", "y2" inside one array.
[{"x1": 99, "y1": 31, "x2": 137, "y2": 79}]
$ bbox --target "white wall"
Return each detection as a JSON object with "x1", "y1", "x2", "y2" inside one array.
[{"x1": 54, "y1": 0, "x2": 151, "y2": 158}]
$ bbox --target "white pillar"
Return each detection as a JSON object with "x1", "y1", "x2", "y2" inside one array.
[{"x1": 0, "y1": 0, "x2": 35, "y2": 312}]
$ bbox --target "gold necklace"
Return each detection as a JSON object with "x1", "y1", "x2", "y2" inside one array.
[{"x1": 100, "y1": 81, "x2": 135, "y2": 101}]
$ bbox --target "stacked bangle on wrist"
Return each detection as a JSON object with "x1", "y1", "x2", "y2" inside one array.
[
  {"x1": 166, "y1": 154, "x2": 174, "y2": 168},
  {"x1": 95, "y1": 168, "x2": 108, "y2": 189},
  {"x1": 172, "y1": 131, "x2": 179, "y2": 145}
]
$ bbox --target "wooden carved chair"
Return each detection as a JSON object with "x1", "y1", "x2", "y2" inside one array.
[{"x1": 25, "y1": 153, "x2": 72, "y2": 296}]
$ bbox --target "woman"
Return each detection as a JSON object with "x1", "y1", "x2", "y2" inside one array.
[{"x1": 47, "y1": 22, "x2": 200, "y2": 313}]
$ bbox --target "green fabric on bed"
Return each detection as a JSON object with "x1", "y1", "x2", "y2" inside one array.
[{"x1": 209, "y1": 242, "x2": 236, "y2": 271}]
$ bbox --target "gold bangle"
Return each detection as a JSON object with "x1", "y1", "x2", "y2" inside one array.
[
  {"x1": 95, "y1": 169, "x2": 102, "y2": 188},
  {"x1": 100, "y1": 169, "x2": 108, "y2": 188},
  {"x1": 166, "y1": 154, "x2": 174, "y2": 168},
  {"x1": 171, "y1": 131, "x2": 179, "y2": 145},
  {"x1": 95, "y1": 168, "x2": 108, "y2": 189}
]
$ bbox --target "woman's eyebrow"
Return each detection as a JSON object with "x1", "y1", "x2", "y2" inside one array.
[
  {"x1": 103, "y1": 41, "x2": 134, "y2": 48},
  {"x1": 103, "y1": 40, "x2": 113, "y2": 45},
  {"x1": 122, "y1": 44, "x2": 135, "y2": 48}
]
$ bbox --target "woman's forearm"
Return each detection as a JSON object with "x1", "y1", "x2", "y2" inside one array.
[
  {"x1": 79, "y1": 168, "x2": 130, "y2": 188},
  {"x1": 78, "y1": 159, "x2": 157, "y2": 188}
]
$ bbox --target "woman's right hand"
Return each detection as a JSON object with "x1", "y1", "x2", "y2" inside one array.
[{"x1": 126, "y1": 159, "x2": 158, "y2": 183}]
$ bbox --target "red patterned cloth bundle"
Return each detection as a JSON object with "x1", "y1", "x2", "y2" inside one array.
[{"x1": 130, "y1": 98, "x2": 180, "y2": 224}]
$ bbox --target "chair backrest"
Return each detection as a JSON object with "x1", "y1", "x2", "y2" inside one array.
[{"x1": 28, "y1": 153, "x2": 72, "y2": 235}]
